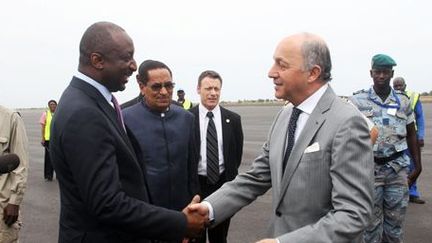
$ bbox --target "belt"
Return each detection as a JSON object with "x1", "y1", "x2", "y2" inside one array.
[{"x1": 374, "y1": 151, "x2": 403, "y2": 165}]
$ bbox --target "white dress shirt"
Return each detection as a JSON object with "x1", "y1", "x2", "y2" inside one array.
[
  {"x1": 197, "y1": 104, "x2": 225, "y2": 176},
  {"x1": 292, "y1": 83, "x2": 329, "y2": 142},
  {"x1": 75, "y1": 72, "x2": 114, "y2": 108}
]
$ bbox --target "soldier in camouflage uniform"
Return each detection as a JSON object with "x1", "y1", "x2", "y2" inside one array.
[{"x1": 350, "y1": 54, "x2": 421, "y2": 243}]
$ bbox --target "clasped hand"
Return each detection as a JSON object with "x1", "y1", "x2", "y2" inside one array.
[{"x1": 182, "y1": 195, "x2": 209, "y2": 238}]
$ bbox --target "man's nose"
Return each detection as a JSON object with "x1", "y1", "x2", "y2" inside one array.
[
  {"x1": 160, "y1": 86, "x2": 169, "y2": 94},
  {"x1": 268, "y1": 69, "x2": 278, "y2": 79},
  {"x1": 130, "y1": 59, "x2": 137, "y2": 71}
]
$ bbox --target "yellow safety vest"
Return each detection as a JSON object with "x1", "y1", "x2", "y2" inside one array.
[
  {"x1": 405, "y1": 90, "x2": 419, "y2": 111},
  {"x1": 405, "y1": 90, "x2": 420, "y2": 130},
  {"x1": 182, "y1": 99, "x2": 192, "y2": 110},
  {"x1": 44, "y1": 110, "x2": 53, "y2": 141}
]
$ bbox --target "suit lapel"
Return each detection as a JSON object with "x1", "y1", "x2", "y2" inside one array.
[
  {"x1": 191, "y1": 106, "x2": 201, "y2": 152},
  {"x1": 276, "y1": 86, "x2": 335, "y2": 209},
  {"x1": 71, "y1": 78, "x2": 136, "y2": 157}
]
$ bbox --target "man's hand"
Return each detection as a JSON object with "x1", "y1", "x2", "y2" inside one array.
[
  {"x1": 256, "y1": 239, "x2": 277, "y2": 243},
  {"x1": 182, "y1": 195, "x2": 208, "y2": 238},
  {"x1": 41, "y1": 139, "x2": 46, "y2": 147},
  {"x1": 408, "y1": 169, "x2": 421, "y2": 187},
  {"x1": 187, "y1": 199, "x2": 210, "y2": 223},
  {"x1": 418, "y1": 139, "x2": 424, "y2": 148},
  {"x1": 3, "y1": 204, "x2": 19, "y2": 226}
]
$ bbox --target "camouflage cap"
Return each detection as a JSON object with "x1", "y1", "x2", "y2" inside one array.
[{"x1": 371, "y1": 54, "x2": 397, "y2": 69}]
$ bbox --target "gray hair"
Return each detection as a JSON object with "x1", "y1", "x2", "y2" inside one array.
[
  {"x1": 301, "y1": 36, "x2": 332, "y2": 82},
  {"x1": 393, "y1": 77, "x2": 406, "y2": 84}
]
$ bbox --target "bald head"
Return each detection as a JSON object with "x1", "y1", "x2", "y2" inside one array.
[
  {"x1": 280, "y1": 33, "x2": 332, "y2": 82},
  {"x1": 79, "y1": 21, "x2": 126, "y2": 67},
  {"x1": 76, "y1": 21, "x2": 137, "y2": 92},
  {"x1": 392, "y1": 77, "x2": 406, "y2": 92},
  {"x1": 269, "y1": 33, "x2": 332, "y2": 104}
]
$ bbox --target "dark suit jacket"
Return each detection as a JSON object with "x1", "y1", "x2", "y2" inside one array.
[
  {"x1": 189, "y1": 105, "x2": 243, "y2": 182},
  {"x1": 50, "y1": 77, "x2": 187, "y2": 243}
]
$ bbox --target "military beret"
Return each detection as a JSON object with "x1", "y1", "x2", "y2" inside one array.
[{"x1": 371, "y1": 54, "x2": 397, "y2": 69}]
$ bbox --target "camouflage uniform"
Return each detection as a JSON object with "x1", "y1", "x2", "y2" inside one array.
[{"x1": 350, "y1": 86, "x2": 414, "y2": 243}]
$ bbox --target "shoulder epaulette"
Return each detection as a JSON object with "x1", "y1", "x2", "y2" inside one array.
[
  {"x1": 339, "y1": 96, "x2": 350, "y2": 103},
  {"x1": 394, "y1": 90, "x2": 409, "y2": 98},
  {"x1": 352, "y1": 89, "x2": 367, "y2": 95}
]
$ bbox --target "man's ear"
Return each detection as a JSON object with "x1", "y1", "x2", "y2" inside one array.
[
  {"x1": 137, "y1": 80, "x2": 145, "y2": 93},
  {"x1": 307, "y1": 65, "x2": 322, "y2": 83},
  {"x1": 90, "y1": 52, "x2": 104, "y2": 70}
]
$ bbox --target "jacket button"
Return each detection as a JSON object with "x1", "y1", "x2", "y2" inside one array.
[{"x1": 275, "y1": 211, "x2": 281, "y2": 217}]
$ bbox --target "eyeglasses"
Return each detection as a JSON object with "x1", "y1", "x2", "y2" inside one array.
[{"x1": 148, "y1": 82, "x2": 175, "y2": 92}]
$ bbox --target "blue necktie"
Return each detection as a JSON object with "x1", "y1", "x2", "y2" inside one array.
[{"x1": 282, "y1": 107, "x2": 302, "y2": 172}]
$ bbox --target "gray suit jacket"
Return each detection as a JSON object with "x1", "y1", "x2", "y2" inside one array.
[{"x1": 206, "y1": 86, "x2": 374, "y2": 243}]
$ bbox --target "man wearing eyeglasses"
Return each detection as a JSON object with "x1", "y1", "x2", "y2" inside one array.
[
  {"x1": 350, "y1": 54, "x2": 421, "y2": 242},
  {"x1": 123, "y1": 60, "x2": 199, "y2": 223}
]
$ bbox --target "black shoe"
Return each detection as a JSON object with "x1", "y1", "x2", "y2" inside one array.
[
  {"x1": 409, "y1": 196, "x2": 425, "y2": 204},
  {"x1": 45, "y1": 178, "x2": 53, "y2": 182}
]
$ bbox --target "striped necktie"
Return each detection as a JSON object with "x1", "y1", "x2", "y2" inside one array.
[{"x1": 206, "y1": 111, "x2": 219, "y2": 184}]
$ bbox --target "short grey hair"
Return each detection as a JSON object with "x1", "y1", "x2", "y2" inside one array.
[
  {"x1": 393, "y1": 77, "x2": 406, "y2": 84},
  {"x1": 301, "y1": 36, "x2": 332, "y2": 82}
]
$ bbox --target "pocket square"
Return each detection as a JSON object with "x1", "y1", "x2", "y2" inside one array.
[{"x1": 304, "y1": 142, "x2": 320, "y2": 153}]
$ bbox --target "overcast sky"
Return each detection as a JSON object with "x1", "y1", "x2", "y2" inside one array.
[{"x1": 2, "y1": 0, "x2": 431, "y2": 109}]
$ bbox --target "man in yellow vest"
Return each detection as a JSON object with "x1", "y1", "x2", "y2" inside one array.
[
  {"x1": 39, "y1": 100, "x2": 57, "y2": 181},
  {"x1": 393, "y1": 77, "x2": 426, "y2": 204},
  {"x1": 177, "y1": 89, "x2": 193, "y2": 110}
]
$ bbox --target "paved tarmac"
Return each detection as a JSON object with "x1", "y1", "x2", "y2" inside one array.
[{"x1": 17, "y1": 104, "x2": 431, "y2": 242}]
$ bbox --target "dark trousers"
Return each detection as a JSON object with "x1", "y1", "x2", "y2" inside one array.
[
  {"x1": 196, "y1": 173, "x2": 231, "y2": 243},
  {"x1": 44, "y1": 141, "x2": 54, "y2": 179}
]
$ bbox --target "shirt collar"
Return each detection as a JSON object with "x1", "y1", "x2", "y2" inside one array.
[
  {"x1": 369, "y1": 85, "x2": 398, "y2": 104},
  {"x1": 296, "y1": 83, "x2": 329, "y2": 115},
  {"x1": 198, "y1": 103, "x2": 220, "y2": 117},
  {"x1": 75, "y1": 71, "x2": 112, "y2": 105}
]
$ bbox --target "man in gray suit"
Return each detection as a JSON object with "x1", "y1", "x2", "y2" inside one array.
[{"x1": 189, "y1": 33, "x2": 374, "y2": 243}]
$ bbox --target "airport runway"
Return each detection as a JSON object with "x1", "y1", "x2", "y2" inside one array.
[{"x1": 17, "y1": 104, "x2": 431, "y2": 242}]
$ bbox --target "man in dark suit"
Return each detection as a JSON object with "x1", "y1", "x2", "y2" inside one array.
[
  {"x1": 189, "y1": 70, "x2": 244, "y2": 243},
  {"x1": 50, "y1": 21, "x2": 206, "y2": 243}
]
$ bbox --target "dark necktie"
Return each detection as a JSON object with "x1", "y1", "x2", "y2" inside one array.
[
  {"x1": 206, "y1": 111, "x2": 219, "y2": 184},
  {"x1": 282, "y1": 107, "x2": 302, "y2": 172},
  {"x1": 111, "y1": 95, "x2": 125, "y2": 131}
]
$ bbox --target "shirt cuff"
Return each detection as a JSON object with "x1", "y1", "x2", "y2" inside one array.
[{"x1": 201, "y1": 201, "x2": 215, "y2": 221}]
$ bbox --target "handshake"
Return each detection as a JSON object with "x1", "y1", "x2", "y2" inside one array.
[
  {"x1": 181, "y1": 195, "x2": 277, "y2": 243},
  {"x1": 182, "y1": 195, "x2": 210, "y2": 238}
]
